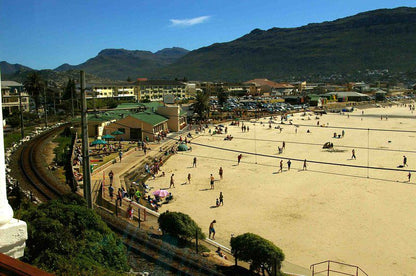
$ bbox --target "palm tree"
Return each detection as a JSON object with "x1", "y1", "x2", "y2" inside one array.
[
  {"x1": 193, "y1": 91, "x2": 210, "y2": 120},
  {"x1": 24, "y1": 72, "x2": 44, "y2": 112},
  {"x1": 217, "y1": 87, "x2": 228, "y2": 107}
]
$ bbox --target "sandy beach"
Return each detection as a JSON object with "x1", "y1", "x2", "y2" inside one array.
[{"x1": 148, "y1": 104, "x2": 416, "y2": 275}]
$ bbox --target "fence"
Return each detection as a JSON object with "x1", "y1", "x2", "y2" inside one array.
[{"x1": 310, "y1": 260, "x2": 368, "y2": 276}]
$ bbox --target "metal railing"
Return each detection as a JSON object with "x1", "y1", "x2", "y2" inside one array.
[{"x1": 310, "y1": 260, "x2": 368, "y2": 276}]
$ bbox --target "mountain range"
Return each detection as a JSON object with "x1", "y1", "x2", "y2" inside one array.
[
  {"x1": 54, "y1": 47, "x2": 189, "y2": 80},
  {"x1": 0, "y1": 61, "x2": 33, "y2": 75},
  {"x1": 2, "y1": 7, "x2": 416, "y2": 83}
]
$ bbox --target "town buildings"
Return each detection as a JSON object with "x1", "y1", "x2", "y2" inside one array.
[{"x1": 1, "y1": 81, "x2": 30, "y2": 116}]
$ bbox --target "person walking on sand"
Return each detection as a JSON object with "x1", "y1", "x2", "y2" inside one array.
[
  {"x1": 237, "y1": 154, "x2": 242, "y2": 165},
  {"x1": 351, "y1": 149, "x2": 356, "y2": 160},
  {"x1": 209, "y1": 220, "x2": 216, "y2": 239},
  {"x1": 187, "y1": 173, "x2": 191, "y2": 184},
  {"x1": 303, "y1": 159, "x2": 307, "y2": 170},
  {"x1": 408, "y1": 171, "x2": 411, "y2": 182},
  {"x1": 287, "y1": 159, "x2": 291, "y2": 170},
  {"x1": 279, "y1": 160, "x2": 283, "y2": 173},
  {"x1": 403, "y1": 156, "x2": 408, "y2": 167},
  {"x1": 119, "y1": 150, "x2": 123, "y2": 162},
  {"x1": 219, "y1": 167, "x2": 223, "y2": 179},
  {"x1": 210, "y1": 174, "x2": 215, "y2": 189},
  {"x1": 219, "y1": 192, "x2": 224, "y2": 206},
  {"x1": 170, "y1": 174, "x2": 175, "y2": 188},
  {"x1": 193, "y1": 157, "x2": 197, "y2": 168},
  {"x1": 282, "y1": 141, "x2": 285, "y2": 150},
  {"x1": 108, "y1": 170, "x2": 114, "y2": 185}
]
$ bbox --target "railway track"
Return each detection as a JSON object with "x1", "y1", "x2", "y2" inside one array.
[
  {"x1": 16, "y1": 125, "x2": 224, "y2": 276},
  {"x1": 19, "y1": 125, "x2": 68, "y2": 201}
]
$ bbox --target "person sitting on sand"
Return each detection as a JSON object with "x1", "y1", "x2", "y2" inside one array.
[
  {"x1": 216, "y1": 247, "x2": 228, "y2": 260},
  {"x1": 216, "y1": 198, "x2": 220, "y2": 207},
  {"x1": 166, "y1": 193, "x2": 173, "y2": 203}
]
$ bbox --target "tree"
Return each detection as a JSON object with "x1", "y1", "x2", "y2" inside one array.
[
  {"x1": 217, "y1": 87, "x2": 228, "y2": 107},
  {"x1": 193, "y1": 91, "x2": 210, "y2": 120},
  {"x1": 231, "y1": 233, "x2": 285, "y2": 276},
  {"x1": 158, "y1": 211, "x2": 205, "y2": 241},
  {"x1": 63, "y1": 78, "x2": 76, "y2": 100},
  {"x1": 16, "y1": 194, "x2": 129, "y2": 275},
  {"x1": 24, "y1": 71, "x2": 44, "y2": 112}
]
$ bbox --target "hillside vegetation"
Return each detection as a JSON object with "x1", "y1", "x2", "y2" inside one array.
[{"x1": 155, "y1": 7, "x2": 416, "y2": 81}]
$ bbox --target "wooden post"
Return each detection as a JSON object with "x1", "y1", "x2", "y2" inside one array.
[
  {"x1": 43, "y1": 86, "x2": 47, "y2": 127},
  {"x1": 327, "y1": 261, "x2": 330, "y2": 276},
  {"x1": 138, "y1": 207, "x2": 141, "y2": 229},
  {"x1": 71, "y1": 80, "x2": 74, "y2": 117},
  {"x1": 17, "y1": 89, "x2": 24, "y2": 139}
]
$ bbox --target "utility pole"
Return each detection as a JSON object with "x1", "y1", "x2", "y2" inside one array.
[
  {"x1": 17, "y1": 88, "x2": 24, "y2": 139},
  {"x1": 53, "y1": 87, "x2": 56, "y2": 116},
  {"x1": 80, "y1": 71, "x2": 92, "y2": 209},
  {"x1": 43, "y1": 86, "x2": 47, "y2": 127},
  {"x1": 93, "y1": 89, "x2": 96, "y2": 112},
  {"x1": 71, "y1": 80, "x2": 74, "y2": 117}
]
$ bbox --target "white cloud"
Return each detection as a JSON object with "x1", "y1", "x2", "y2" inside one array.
[{"x1": 170, "y1": 15, "x2": 210, "y2": 27}]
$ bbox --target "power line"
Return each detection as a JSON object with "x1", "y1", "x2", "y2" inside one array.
[
  {"x1": 249, "y1": 116, "x2": 416, "y2": 133},
  {"x1": 93, "y1": 116, "x2": 415, "y2": 174},
  {"x1": 135, "y1": 128, "x2": 416, "y2": 173},
  {"x1": 195, "y1": 134, "x2": 416, "y2": 154},
  {"x1": 175, "y1": 152, "x2": 414, "y2": 185}
]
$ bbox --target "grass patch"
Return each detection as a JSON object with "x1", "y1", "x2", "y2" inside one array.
[
  {"x1": 53, "y1": 134, "x2": 72, "y2": 166},
  {"x1": 4, "y1": 126, "x2": 35, "y2": 148}
]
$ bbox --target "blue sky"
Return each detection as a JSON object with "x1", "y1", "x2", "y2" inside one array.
[{"x1": 1, "y1": 0, "x2": 415, "y2": 69}]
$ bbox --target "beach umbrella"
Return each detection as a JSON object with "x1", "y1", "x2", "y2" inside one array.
[
  {"x1": 153, "y1": 189, "x2": 170, "y2": 197},
  {"x1": 102, "y1": 134, "x2": 115, "y2": 139},
  {"x1": 91, "y1": 139, "x2": 107, "y2": 146},
  {"x1": 111, "y1": 130, "x2": 124, "y2": 135},
  {"x1": 178, "y1": 144, "x2": 188, "y2": 151}
]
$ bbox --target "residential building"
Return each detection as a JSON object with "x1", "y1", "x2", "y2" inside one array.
[
  {"x1": 1, "y1": 81, "x2": 30, "y2": 116},
  {"x1": 156, "y1": 105, "x2": 187, "y2": 131},
  {"x1": 136, "y1": 80, "x2": 186, "y2": 101},
  {"x1": 83, "y1": 102, "x2": 187, "y2": 141},
  {"x1": 81, "y1": 83, "x2": 137, "y2": 101},
  {"x1": 323, "y1": 91, "x2": 371, "y2": 102},
  {"x1": 195, "y1": 82, "x2": 255, "y2": 96},
  {"x1": 244, "y1": 79, "x2": 295, "y2": 96},
  {"x1": 104, "y1": 112, "x2": 168, "y2": 141}
]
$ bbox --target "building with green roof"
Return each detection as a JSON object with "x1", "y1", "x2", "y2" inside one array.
[{"x1": 104, "y1": 111, "x2": 169, "y2": 142}]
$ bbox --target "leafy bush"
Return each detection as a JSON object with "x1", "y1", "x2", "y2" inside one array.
[
  {"x1": 231, "y1": 233, "x2": 285, "y2": 275},
  {"x1": 16, "y1": 194, "x2": 129, "y2": 275},
  {"x1": 53, "y1": 127, "x2": 73, "y2": 166},
  {"x1": 158, "y1": 211, "x2": 205, "y2": 241}
]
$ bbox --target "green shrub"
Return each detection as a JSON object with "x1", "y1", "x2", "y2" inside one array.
[
  {"x1": 16, "y1": 194, "x2": 129, "y2": 275},
  {"x1": 231, "y1": 233, "x2": 285, "y2": 275},
  {"x1": 158, "y1": 211, "x2": 205, "y2": 241}
]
